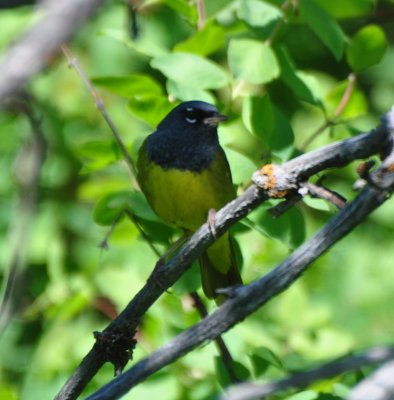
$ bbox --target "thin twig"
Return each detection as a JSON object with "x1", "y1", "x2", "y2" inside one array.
[
  {"x1": 124, "y1": 210, "x2": 162, "y2": 258},
  {"x1": 335, "y1": 73, "x2": 357, "y2": 118},
  {"x1": 268, "y1": 194, "x2": 303, "y2": 217},
  {"x1": 196, "y1": 0, "x2": 206, "y2": 30},
  {"x1": 300, "y1": 182, "x2": 347, "y2": 209},
  {"x1": 300, "y1": 73, "x2": 357, "y2": 150},
  {"x1": 61, "y1": 45, "x2": 138, "y2": 184},
  {"x1": 265, "y1": 0, "x2": 292, "y2": 46}
]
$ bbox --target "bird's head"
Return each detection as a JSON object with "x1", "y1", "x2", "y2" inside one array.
[{"x1": 157, "y1": 101, "x2": 228, "y2": 134}]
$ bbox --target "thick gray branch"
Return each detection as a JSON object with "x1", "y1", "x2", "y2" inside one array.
[{"x1": 0, "y1": 0, "x2": 104, "y2": 104}]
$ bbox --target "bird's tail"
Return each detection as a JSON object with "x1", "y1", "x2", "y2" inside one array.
[{"x1": 199, "y1": 232, "x2": 242, "y2": 304}]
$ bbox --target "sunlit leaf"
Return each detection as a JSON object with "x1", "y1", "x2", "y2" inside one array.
[
  {"x1": 225, "y1": 148, "x2": 257, "y2": 185},
  {"x1": 166, "y1": 80, "x2": 215, "y2": 103},
  {"x1": 237, "y1": 0, "x2": 283, "y2": 28},
  {"x1": 151, "y1": 52, "x2": 229, "y2": 89},
  {"x1": 314, "y1": 0, "x2": 375, "y2": 18},
  {"x1": 228, "y1": 39, "x2": 280, "y2": 84},
  {"x1": 174, "y1": 21, "x2": 225, "y2": 56},
  {"x1": 287, "y1": 390, "x2": 319, "y2": 400},
  {"x1": 347, "y1": 25, "x2": 387, "y2": 71},
  {"x1": 92, "y1": 74, "x2": 163, "y2": 98},
  {"x1": 99, "y1": 28, "x2": 168, "y2": 57}
]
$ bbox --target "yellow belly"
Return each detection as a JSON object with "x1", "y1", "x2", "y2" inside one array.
[{"x1": 138, "y1": 153, "x2": 235, "y2": 231}]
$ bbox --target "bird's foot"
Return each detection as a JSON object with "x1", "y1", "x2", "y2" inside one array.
[
  {"x1": 208, "y1": 208, "x2": 218, "y2": 239},
  {"x1": 215, "y1": 284, "x2": 242, "y2": 300}
]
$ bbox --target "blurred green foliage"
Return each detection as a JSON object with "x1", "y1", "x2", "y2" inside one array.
[{"x1": 0, "y1": 0, "x2": 394, "y2": 399}]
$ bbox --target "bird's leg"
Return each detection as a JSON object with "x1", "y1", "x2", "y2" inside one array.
[{"x1": 207, "y1": 208, "x2": 218, "y2": 239}]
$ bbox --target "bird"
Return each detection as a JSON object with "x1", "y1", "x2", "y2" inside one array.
[{"x1": 137, "y1": 100, "x2": 242, "y2": 302}]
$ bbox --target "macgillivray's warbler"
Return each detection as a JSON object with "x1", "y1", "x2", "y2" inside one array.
[{"x1": 137, "y1": 101, "x2": 242, "y2": 302}]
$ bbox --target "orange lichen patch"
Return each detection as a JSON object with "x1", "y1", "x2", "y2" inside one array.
[
  {"x1": 260, "y1": 164, "x2": 276, "y2": 189},
  {"x1": 253, "y1": 164, "x2": 289, "y2": 198}
]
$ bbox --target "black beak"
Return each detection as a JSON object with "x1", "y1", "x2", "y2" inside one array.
[{"x1": 203, "y1": 113, "x2": 228, "y2": 127}]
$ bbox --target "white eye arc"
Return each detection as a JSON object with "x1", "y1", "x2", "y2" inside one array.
[{"x1": 185, "y1": 116, "x2": 197, "y2": 124}]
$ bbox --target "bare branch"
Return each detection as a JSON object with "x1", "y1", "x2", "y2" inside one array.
[
  {"x1": 0, "y1": 0, "x2": 104, "y2": 105},
  {"x1": 61, "y1": 46, "x2": 138, "y2": 182},
  {"x1": 224, "y1": 346, "x2": 394, "y2": 400},
  {"x1": 300, "y1": 182, "x2": 347, "y2": 209}
]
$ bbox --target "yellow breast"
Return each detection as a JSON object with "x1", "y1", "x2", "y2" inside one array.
[{"x1": 138, "y1": 151, "x2": 235, "y2": 231}]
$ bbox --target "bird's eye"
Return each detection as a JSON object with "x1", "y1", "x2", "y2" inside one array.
[{"x1": 185, "y1": 108, "x2": 198, "y2": 124}]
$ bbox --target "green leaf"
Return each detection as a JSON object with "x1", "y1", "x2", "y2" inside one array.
[
  {"x1": 313, "y1": 0, "x2": 375, "y2": 19},
  {"x1": 228, "y1": 39, "x2": 280, "y2": 84},
  {"x1": 128, "y1": 96, "x2": 173, "y2": 127},
  {"x1": 93, "y1": 190, "x2": 159, "y2": 226},
  {"x1": 76, "y1": 141, "x2": 121, "y2": 173},
  {"x1": 172, "y1": 261, "x2": 201, "y2": 296},
  {"x1": 174, "y1": 21, "x2": 225, "y2": 56},
  {"x1": 347, "y1": 25, "x2": 387, "y2": 71},
  {"x1": 270, "y1": 106, "x2": 295, "y2": 160},
  {"x1": 287, "y1": 390, "x2": 319, "y2": 400},
  {"x1": 151, "y1": 52, "x2": 229, "y2": 89},
  {"x1": 237, "y1": 0, "x2": 283, "y2": 28},
  {"x1": 276, "y1": 46, "x2": 320, "y2": 104},
  {"x1": 302, "y1": 197, "x2": 333, "y2": 212},
  {"x1": 92, "y1": 74, "x2": 163, "y2": 98},
  {"x1": 166, "y1": 80, "x2": 215, "y2": 103},
  {"x1": 161, "y1": 0, "x2": 197, "y2": 22},
  {"x1": 325, "y1": 81, "x2": 368, "y2": 120},
  {"x1": 137, "y1": 219, "x2": 175, "y2": 243},
  {"x1": 248, "y1": 206, "x2": 305, "y2": 249},
  {"x1": 242, "y1": 95, "x2": 274, "y2": 144},
  {"x1": 225, "y1": 148, "x2": 257, "y2": 185},
  {"x1": 99, "y1": 28, "x2": 168, "y2": 58},
  {"x1": 215, "y1": 356, "x2": 250, "y2": 387},
  {"x1": 242, "y1": 97, "x2": 294, "y2": 159},
  {"x1": 250, "y1": 347, "x2": 284, "y2": 377},
  {"x1": 300, "y1": 0, "x2": 345, "y2": 60}
]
